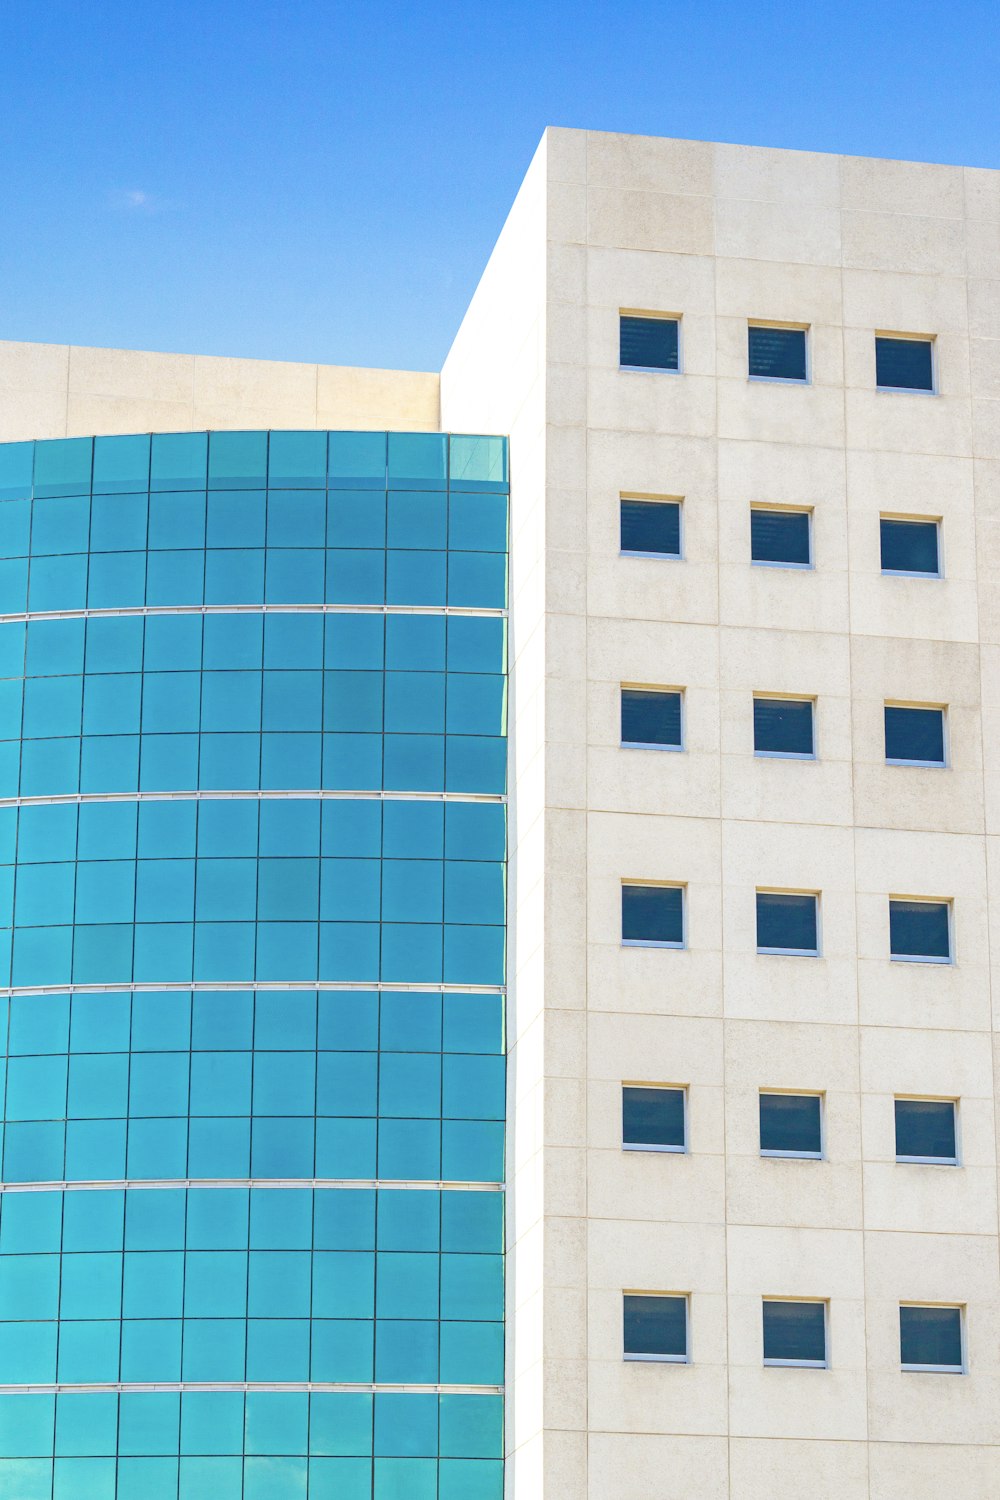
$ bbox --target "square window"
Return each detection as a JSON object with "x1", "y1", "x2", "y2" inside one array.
[
  {"x1": 753, "y1": 697, "x2": 814, "y2": 758},
  {"x1": 622, "y1": 1086, "x2": 686, "y2": 1152},
  {"x1": 622, "y1": 884, "x2": 684, "y2": 948},
  {"x1": 762, "y1": 1300, "x2": 827, "y2": 1367},
  {"x1": 623, "y1": 1293, "x2": 687, "y2": 1362},
  {"x1": 756, "y1": 891, "x2": 818, "y2": 956},
  {"x1": 750, "y1": 508, "x2": 811, "y2": 567},
  {"x1": 748, "y1": 325, "x2": 808, "y2": 382},
  {"x1": 884, "y1": 705, "x2": 946, "y2": 766},
  {"x1": 880, "y1": 517, "x2": 940, "y2": 576},
  {"x1": 620, "y1": 497, "x2": 681, "y2": 558},
  {"x1": 899, "y1": 1305, "x2": 963, "y2": 1372},
  {"x1": 759, "y1": 1093, "x2": 822, "y2": 1159},
  {"x1": 895, "y1": 1099, "x2": 957, "y2": 1164},
  {"x1": 621, "y1": 688, "x2": 682, "y2": 750},
  {"x1": 889, "y1": 899, "x2": 951, "y2": 963},
  {"x1": 619, "y1": 315, "x2": 679, "y2": 372},
  {"x1": 876, "y1": 336, "x2": 935, "y2": 393}
]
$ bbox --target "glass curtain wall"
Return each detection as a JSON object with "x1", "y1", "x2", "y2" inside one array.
[{"x1": 0, "y1": 430, "x2": 508, "y2": 1500}]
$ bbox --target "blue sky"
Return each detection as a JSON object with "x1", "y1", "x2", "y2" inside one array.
[{"x1": 1, "y1": 0, "x2": 997, "y2": 371}]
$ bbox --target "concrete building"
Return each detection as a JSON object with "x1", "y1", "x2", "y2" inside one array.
[{"x1": 1, "y1": 127, "x2": 999, "y2": 1497}]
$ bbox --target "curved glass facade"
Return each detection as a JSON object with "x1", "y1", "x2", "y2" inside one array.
[{"x1": 0, "y1": 431, "x2": 507, "y2": 1499}]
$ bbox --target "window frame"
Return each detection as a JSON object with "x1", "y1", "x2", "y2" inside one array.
[
  {"x1": 883, "y1": 701, "x2": 948, "y2": 768},
  {"x1": 752, "y1": 694, "x2": 817, "y2": 761},
  {"x1": 879, "y1": 513, "x2": 943, "y2": 579},
  {"x1": 620, "y1": 683, "x2": 685, "y2": 753},
  {"x1": 619, "y1": 310, "x2": 683, "y2": 376},
  {"x1": 875, "y1": 332, "x2": 937, "y2": 396},
  {"x1": 622, "y1": 1082, "x2": 688, "y2": 1155},
  {"x1": 762, "y1": 1297, "x2": 829, "y2": 1369},
  {"x1": 899, "y1": 1303, "x2": 966, "y2": 1375},
  {"x1": 747, "y1": 320, "x2": 811, "y2": 386},
  {"x1": 755, "y1": 888, "x2": 821, "y2": 958},
  {"x1": 621, "y1": 880, "x2": 687, "y2": 951},
  {"x1": 759, "y1": 1089, "x2": 825, "y2": 1161},
  {"x1": 619, "y1": 492, "x2": 684, "y2": 561},
  {"x1": 623, "y1": 1290, "x2": 690, "y2": 1364},
  {"x1": 749, "y1": 503, "x2": 814, "y2": 571},
  {"x1": 888, "y1": 896, "x2": 954, "y2": 966},
  {"x1": 894, "y1": 1096, "x2": 960, "y2": 1167}
]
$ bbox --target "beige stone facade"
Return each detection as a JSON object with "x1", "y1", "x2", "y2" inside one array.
[{"x1": 441, "y1": 129, "x2": 1000, "y2": 1496}]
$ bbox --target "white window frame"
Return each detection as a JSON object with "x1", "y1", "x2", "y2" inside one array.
[
  {"x1": 747, "y1": 320, "x2": 811, "y2": 386},
  {"x1": 622, "y1": 1082, "x2": 688, "y2": 1154},
  {"x1": 884, "y1": 700, "x2": 948, "y2": 768},
  {"x1": 755, "y1": 888, "x2": 821, "y2": 957},
  {"x1": 888, "y1": 895, "x2": 954, "y2": 965},
  {"x1": 619, "y1": 492, "x2": 684, "y2": 561},
  {"x1": 762, "y1": 1297, "x2": 829, "y2": 1369},
  {"x1": 875, "y1": 331, "x2": 938, "y2": 396},
  {"x1": 623, "y1": 1290, "x2": 690, "y2": 1364},
  {"x1": 752, "y1": 693, "x2": 817, "y2": 761},
  {"x1": 620, "y1": 683, "x2": 685, "y2": 753},
  {"x1": 879, "y1": 512, "x2": 943, "y2": 579},
  {"x1": 749, "y1": 503, "x2": 814, "y2": 571},
  {"x1": 759, "y1": 1089, "x2": 825, "y2": 1161},
  {"x1": 899, "y1": 1303, "x2": 966, "y2": 1374},
  {"x1": 619, "y1": 310, "x2": 683, "y2": 376},
  {"x1": 621, "y1": 880, "x2": 687, "y2": 950},
  {"x1": 894, "y1": 1095, "x2": 960, "y2": 1167}
]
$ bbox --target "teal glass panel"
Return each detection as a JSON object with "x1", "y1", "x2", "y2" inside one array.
[
  {"x1": 207, "y1": 490, "x2": 266, "y2": 547},
  {"x1": 150, "y1": 432, "x2": 207, "y2": 492},
  {"x1": 328, "y1": 431, "x2": 386, "y2": 489},
  {"x1": 268, "y1": 430, "x2": 327, "y2": 489},
  {"x1": 92, "y1": 435, "x2": 150, "y2": 495},
  {"x1": 33, "y1": 437, "x2": 92, "y2": 498},
  {"x1": 387, "y1": 432, "x2": 447, "y2": 490},
  {"x1": 449, "y1": 433, "x2": 508, "y2": 492},
  {"x1": 208, "y1": 430, "x2": 267, "y2": 490},
  {"x1": 0, "y1": 442, "x2": 34, "y2": 503}
]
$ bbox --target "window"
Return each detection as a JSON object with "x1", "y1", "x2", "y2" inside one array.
[
  {"x1": 620, "y1": 315, "x2": 680, "y2": 372},
  {"x1": 889, "y1": 899, "x2": 951, "y2": 963},
  {"x1": 759, "y1": 1093, "x2": 823, "y2": 1159},
  {"x1": 621, "y1": 688, "x2": 682, "y2": 750},
  {"x1": 748, "y1": 324, "x2": 808, "y2": 383},
  {"x1": 750, "y1": 507, "x2": 811, "y2": 568},
  {"x1": 762, "y1": 1300, "x2": 827, "y2": 1367},
  {"x1": 899, "y1": 1305, "x2": 964, "y2": 1373},
  {"x1": 622, "y1": 884, "x2": 684, "y2": 948},
  {"x1": 880, "y1": 517, "x2": 940, "y2": 576},
  {"x1": 756, "y1": 891, "x2": 819, "y2": 956},
  {"x1": 623, "y1": 1085, "x2": 686, "y2": 1152},
  {"x1": 620, "y1": 496, "x2": 682, "y2": 558},
  {"x1": 876, "y1": 336, "x2": 935, "y2": 393},
  {"x1": 895, "y1": 1098, "x2": 957, "y2": 1164},
  {"x1": 624, "y1": 1293, "x2": 688, "y2": 1362},
  {"x1": 884, "y1": 705, "x2": 946, "y2": 766},
  {"x1": 753, "y1": 696, "x2": 815, "y2": 758}
]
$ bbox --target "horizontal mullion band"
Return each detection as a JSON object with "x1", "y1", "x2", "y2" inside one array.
[
  {"x1": 0, "y1": 603, "x2": 507, "y2": 624},
  {"x1": 0, "y1": 788, "x2": 506, "y2": 808},
  {"x1": 0, "y1": 981, "x2": 505, "y2": 996},
  {"x1": 0, "y1": 1177, "x2": 503, "y2": 1194},
  {"x1": 0, "y1": 1380, "x2": 503, "y2": 1396}
]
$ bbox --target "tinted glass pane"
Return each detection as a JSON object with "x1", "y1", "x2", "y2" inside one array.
[
  {"x1": 889, "y1": 900, "x2": 950, "y2": 960},
  {"x1": 895, "y1": 1099, "x2": 956, "y2": 1161},
  {"x1": 763, "y1": 1301, "x2": 826, "y2": 1364},
  {"x1": 759, "y1": 1094, "x2": 822, "y2": 1156},
  {"x1": 899, "y1": 1305, "x2": 962, "y2": 1368},
  {"x1": 753, "y1": 698, "x2": 813, "y2": 756},
  {"x1": 622, "y1": 1087, "x2": 685, "y2": 1150},
  {"x1": 880, "y1": 519, "x2": 939, "y2": 575},
  {"x1": 623, "y1": 1295, "x2": 686, "y2": 1359},
  {"x1": 750, "y1": 510, "x2": 810, "y2": 566},
  {"x1": 619, "y1": 317, "x2": 679, "y2": 371},
  {"x1": 748, "y1": 326, "x2": 807, "y2": 381},
  {"x1": 620, "y1": 500, "x2": 680, "y2": 557},
  {"x1": 621, "y1": 690, "x2": 682, "y2": 747},
  {"x1": 884, "y1": 706, "x2": 945, "y2": 764},
  {"x1": 876, "y1": 337, "x2": 934, "y2": 392},
  {"x1": 622, "y1": 885, "x2": 683, "y2": 946},
  {"x1": 756, "y1": 893, "x2": 817, "y2": 953}
]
